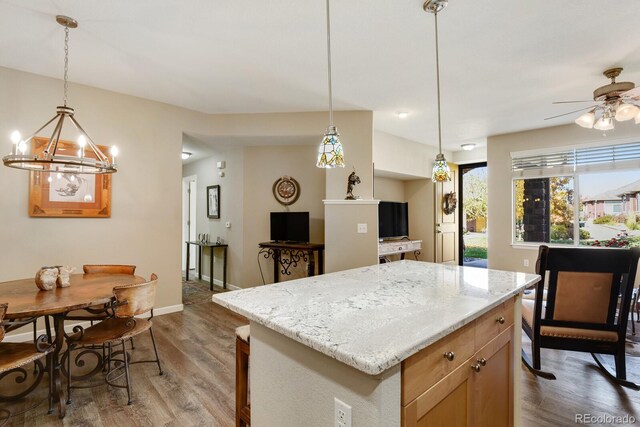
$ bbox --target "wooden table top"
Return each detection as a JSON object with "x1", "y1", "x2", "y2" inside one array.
[{"x1": 0, "y1": 273, "x2": 146, "y2": 319}]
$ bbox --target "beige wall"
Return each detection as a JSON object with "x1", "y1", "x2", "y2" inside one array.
[
  {"x1": 204, "y1": 111, "x2": 374, "y2": 200},
  {"x1": 487, "y1": 122, "x2": 640, "y2": 273},
  {"x1": 182, "y1": 146, "x2": 244, "y2": 286},
  {"x1": 324, "y1": 202, "x2": 379, "y2": 273},
  {"x1": 374, "y1": 131, "x2": 451, "y2": 179},
  {"x1": 405, "y1": 180, "x2": 435, "y2": 262},
  {"x1": 0, "y1": 66, "x2": 218, "y2": 314},
  {"x1": 243, "y1": 145, "x2": 325, "y2": 287},
  {"x1": 374, "y1": 177, "x2": 406, "y2": 202},
  {"x1": 251, "y1": 322, "x2": 401, "y2": 427},
  {"x1": 451, "y1": 145, "x2": 487, "y2": 165}
]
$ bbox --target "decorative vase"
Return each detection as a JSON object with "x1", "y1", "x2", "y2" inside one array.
[
  {"x1": 35, "y1": 266, "x2": 59, "y2": 291},
  {"x1": 57, "y1": 266, "x2": 74, "y2": 288}
]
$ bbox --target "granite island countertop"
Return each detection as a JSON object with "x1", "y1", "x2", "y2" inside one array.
[{"x1": 212, "y1": 260, "x2": 539, "y2": 375}]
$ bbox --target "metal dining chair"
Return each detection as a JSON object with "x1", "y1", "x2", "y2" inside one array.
[
  {"x1": 0, "y1": 303, "x2": 54, "y2": 425},
  {"x1": 65, "y1": 265, "x2": 137, "y2": 322},
  {"x1": 65, "y1": 274, "x2": 163, "y2": 405}
]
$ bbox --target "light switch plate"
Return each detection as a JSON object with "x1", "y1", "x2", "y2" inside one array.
[{"x1": 357, "y1": 223, "x2": 367, "y2": 234}]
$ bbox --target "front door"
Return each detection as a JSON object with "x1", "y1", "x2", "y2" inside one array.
[
  {"x1": 435, "y1": 164, "x2": 458, "y2": 264},
  {"x1": 459, "y1": 162, "x2": 488, "y2": 268}
]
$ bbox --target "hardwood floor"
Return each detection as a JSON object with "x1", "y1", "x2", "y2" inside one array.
[{"x1": 3, "y1": 298, "x2": 639, "y2": 426}]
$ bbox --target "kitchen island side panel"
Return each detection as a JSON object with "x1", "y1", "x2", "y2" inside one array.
[{"x1": 251, "y1": 322, "x2": 401, "y2": 427}]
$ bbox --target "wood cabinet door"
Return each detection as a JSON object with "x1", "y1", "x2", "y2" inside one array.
[
  {"x1": 403, "y1": 354, "x2": 474, "y2": 427},
  {"x1": 473, "y1": 327, "x2": 514, "y2": 427}
]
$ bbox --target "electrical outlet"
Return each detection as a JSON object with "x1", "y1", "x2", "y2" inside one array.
[
  {"x1": 334, "y1": 398, "x2": 352, "y2": 427},
  {"x1": 523, "y1": 259, "x2": 529, "y2": 267},
  {"x1": 357, "y1": 223, "x2": 367, "y2": 234},
  {"x1": 225, "y1": 221, "x2": 231, "y2": 228}
]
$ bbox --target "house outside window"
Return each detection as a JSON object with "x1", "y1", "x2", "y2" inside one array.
[{"x1": 512, "y1": 141, "x2": 640, "y2": 248}]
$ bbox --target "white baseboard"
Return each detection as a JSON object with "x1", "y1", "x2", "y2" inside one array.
[
  {"x1": 4, "y1": 303, "x2": 184, "y2": 343},
  {"x1": 195, "y1": 272, "x2": 240, "y2": 291}
]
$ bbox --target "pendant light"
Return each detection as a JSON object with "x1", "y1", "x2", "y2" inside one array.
[
  {"x1": 424, "y1": 0, "x2": 451, "y2": 183},
  {"x1": 3, "y1": 16, "x2": 117, "y2": 174},
  {"x1": 316, "y1": 0, "x2": 345, "y2": 168}
]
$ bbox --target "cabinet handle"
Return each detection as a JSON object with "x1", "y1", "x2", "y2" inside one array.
[
  {"x1": 471, "y1": 364, "x2": 481, "y2": 373},
  {"x1": 477, "y1": 358, "x2": 487, "y2": 366},
  {"x1": 443, "y1": 351, "x2": 455, "y2": 362},
  {"x1": 496, "y1": 316, "x2": 505, "y2": 324}
]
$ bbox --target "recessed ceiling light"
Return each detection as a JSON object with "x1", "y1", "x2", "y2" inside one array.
[
  {"x1": 181, "y1": 152, "x2": 192, "y2": 160},
  {"x1": 396, "y1": 112, "x2": 409, "y2": 119},
  {"x1": 461, "y1": 144, "x2": 475, "y2": 151}
]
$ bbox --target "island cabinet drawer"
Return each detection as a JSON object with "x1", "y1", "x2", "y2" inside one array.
[
  {"x1": 401, "y1": 321, "x2": 475, "y2": 405},
  {"x1": 475, "y1": 299, "x2": 514, "y2": 349}
]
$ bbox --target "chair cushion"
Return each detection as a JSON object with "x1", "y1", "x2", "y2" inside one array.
[
  {"x1": 68, "y1": 317, "x2": 152, "y2": 345},
  {"x1": 0, "y1": 343, "x2": 51, "y2": 374},
  {"x1": 236, "y1": 325, "x2": 250, "y2": 343},
  {"x1": 522, "y1": 299, "x2": 618, "y2": 343}
]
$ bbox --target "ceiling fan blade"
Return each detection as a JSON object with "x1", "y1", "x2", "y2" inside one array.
[
  {"x1": 552, "y1": 100, "x2": 594, "y2": 104},
  {"x1": 621, "y1": 87, "x2": 640, "y2": 100},
  {"x1": 544, "y1": 105, "x2": 596, "y2": 121}
]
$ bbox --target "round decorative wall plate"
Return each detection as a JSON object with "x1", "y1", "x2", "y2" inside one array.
[{"x1": 273, "y1": 176, "x2": 300, "y2": 206}]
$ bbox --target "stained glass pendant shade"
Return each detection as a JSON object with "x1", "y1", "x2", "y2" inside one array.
[
  {"x1": 317, "y1": 126, "x2": 344, "y2": 168},
  {"x1": 316, "y1": 0, "x2": 345, "y2": 169},
  {"x1": 425, "y1": 0, "x2": 452, "y2": 183},
  {"x1": 432, "y1": 153, "x2": 451, "y2": 182}
]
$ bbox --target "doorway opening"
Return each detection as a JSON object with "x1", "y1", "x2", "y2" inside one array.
[
  {"x1": 459, "y1": 162, "x2": 488, "y2": 268},
  {"x1": 182, "y1": 175, "x2": 197, "y2": 276}
]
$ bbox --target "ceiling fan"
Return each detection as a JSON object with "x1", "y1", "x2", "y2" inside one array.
[{"x1": 545, "y1": 67, "x2": 640, "y2": 131}]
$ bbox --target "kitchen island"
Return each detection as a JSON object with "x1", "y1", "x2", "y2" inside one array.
[{"x1": 213, "y1": 260, "x2": 539, "y2": 426}]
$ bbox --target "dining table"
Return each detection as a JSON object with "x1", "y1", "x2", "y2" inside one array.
[{"x1": 0, "y1": 273, "x2": 145, "y2": 418}]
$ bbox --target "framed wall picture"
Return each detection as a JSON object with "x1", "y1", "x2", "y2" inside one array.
[
  {"x1": 207, "y1": 185, "x2": 220, "y2": 219},
  {"x1": 28, "y1": 137, "x2": 112, "y2": 218}
]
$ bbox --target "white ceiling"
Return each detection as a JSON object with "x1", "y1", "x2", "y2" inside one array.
[{"x1": 1, "y1": 0, "x2": 640, "y2": 151}]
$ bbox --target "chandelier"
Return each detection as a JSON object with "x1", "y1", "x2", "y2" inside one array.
[
  {"x1": 3, "y1": 16, "x2": 118, "y2": 174},
  {"x1": 316, "y1": 0, "x2": 345, "y2": 168},
  {"x1": 424, "y1": 0, "x2": 452, "y2": 183}
]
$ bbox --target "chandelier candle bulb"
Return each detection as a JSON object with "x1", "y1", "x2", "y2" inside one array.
[{"x1": 110, "y1": 146, "x2": 119, "y2": 164}]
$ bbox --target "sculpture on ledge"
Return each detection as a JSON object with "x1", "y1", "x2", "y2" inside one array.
[{"x1": 345, "y1": 171, "x2": 361, "y2": 200}]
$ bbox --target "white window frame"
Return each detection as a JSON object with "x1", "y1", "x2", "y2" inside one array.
[{"x1": 511, "y1": 140, "x2": 640, "y2": 249}]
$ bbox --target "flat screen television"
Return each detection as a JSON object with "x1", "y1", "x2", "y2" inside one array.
[
  {"x1": 270, "y1": 212, "x2": 310, "y2": 243},
  {"x1": 378, "y1": 201, "x2": 409, "y2": 239}
]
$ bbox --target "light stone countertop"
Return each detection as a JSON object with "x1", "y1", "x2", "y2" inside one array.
[{"x1": 212, "y1": 260, "x2": 540, "y2": 375}]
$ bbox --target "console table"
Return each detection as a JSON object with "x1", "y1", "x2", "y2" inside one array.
[
  {"x1": 378, "y1": 239, "x2": 422, "y2": 263},
  {"x1": 258, "y1": 241, "x2": 324, "y2": 283},
  {"x1": 185, "y1": 241, "x2": 228, "y2": 290}
]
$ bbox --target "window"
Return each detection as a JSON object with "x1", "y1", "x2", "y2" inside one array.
[
  {"x1": 514, "y1": 176, "x2": 574, "y2": 245},
  {"x1": 512, "y1": 142, "x2": 640, "y2": 248}
]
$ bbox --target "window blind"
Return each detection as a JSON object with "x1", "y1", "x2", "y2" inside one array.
[{"x1": 512, "y1": 141, "x2": 640, "y2": 177}]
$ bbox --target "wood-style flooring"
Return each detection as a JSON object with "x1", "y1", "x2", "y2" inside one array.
[{"x1": 3, "y1": 289, "x2": 640, "y2": 426}]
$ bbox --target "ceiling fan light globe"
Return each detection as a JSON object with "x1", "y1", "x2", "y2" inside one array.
[
  {"x1": 594, "y1": 116, "x2": 614, "y2": 131},
  {"x1": 635, "y1": 110, "x2": 640, "y2": 125},
  {"x1": 575, "y1": 111, "x2": 595, "y2": 129},
  {"x1": 615, "y1": 103, "x2": 639, "y2": 122}
]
